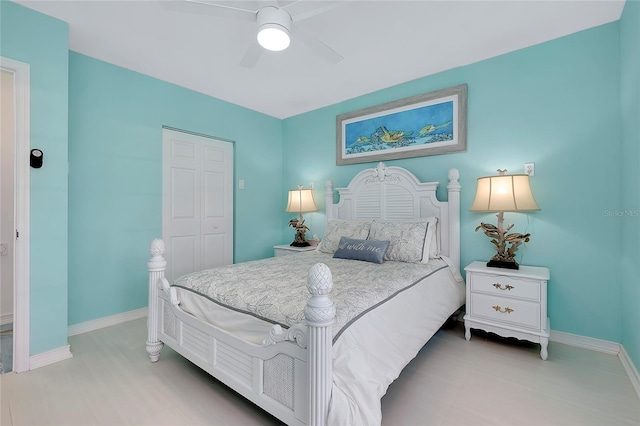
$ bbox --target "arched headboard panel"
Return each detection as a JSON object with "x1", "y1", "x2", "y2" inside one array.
[{"x1": 325, "y1": 162, "x2": 460, "y2": 270}]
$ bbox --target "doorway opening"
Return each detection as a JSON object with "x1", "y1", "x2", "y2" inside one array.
[{"x1": 1, "y1": 57, "x2": 31, "y2": 373}]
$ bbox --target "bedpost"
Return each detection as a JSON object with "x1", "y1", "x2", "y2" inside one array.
[
  {"x1": 325, "y1": 180, "x2": 334, "y2": 221},
  {"x1": 146, "y1": 238, "x2": 166, "y2": 362},
  {"x1": 304, "y1": 263, "x2": 335, "y2": 426},
  {"x1": 447, "y1": 169, "x2": 461, "y2": 272}
]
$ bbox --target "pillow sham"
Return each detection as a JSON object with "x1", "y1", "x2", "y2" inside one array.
[
  {"x1": 316, "y1": 220, "x2": 372, "y2": 254},
  {"x1": 333, "y1": 237, "x2": 390, "y2": 264},
  {"x1": 369, "y1": 219, "x2": 435, "y2": 263}
]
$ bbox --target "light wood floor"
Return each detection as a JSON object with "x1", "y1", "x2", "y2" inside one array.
[{"x1": 1, "y1": 318, "x2": 638, "y2": 425}]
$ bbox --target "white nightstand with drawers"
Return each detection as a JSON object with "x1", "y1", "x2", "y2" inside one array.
[{"x1": 463, "y1": 261, "x2": 551, "y2": 360}]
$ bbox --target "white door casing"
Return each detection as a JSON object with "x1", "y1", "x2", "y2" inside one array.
[
  {"x1": 0, "y1": 57, "x2": 30, "y2": 373},
  {"x1": 1, "y1": 69, "x2": 15, "y2": 327},
  {"x1": 162, "y1": 128, "x2": 234, "y2": 282}
]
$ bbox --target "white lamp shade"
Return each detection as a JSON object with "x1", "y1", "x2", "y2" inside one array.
[
  {"x1": 471, "y1": 174, "x2": 540, "y2": 212},
  {"x1": 286, "y1": 188, "x2": 318, "y2": 213}
]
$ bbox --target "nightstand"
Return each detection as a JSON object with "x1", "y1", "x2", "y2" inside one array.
[
  {"x1": 463, "y1": 261, "x2": 551, "y2": 360},
  {"x1": 273, "y1": 244, "x2": 316, "y2": 257}
]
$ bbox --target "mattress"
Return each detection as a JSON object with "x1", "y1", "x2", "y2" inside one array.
[{"x1": 172, "y1": 251, "x2": 465, "y2": 425}]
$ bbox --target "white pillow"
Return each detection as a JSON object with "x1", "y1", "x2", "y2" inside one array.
[
  {"x1": 316, "y1": 220, "x2": 372, "y2": 254},
  {"x1": 369, "y1": 219, "x2": 435, "y2": 263}
]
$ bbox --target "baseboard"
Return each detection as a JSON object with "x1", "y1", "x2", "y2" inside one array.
[
  {"x1": 550, "y1": 329, "x2": 640, "y2": 401},
  {"x1": 68, "y1": 307, "x2": 148, "y2": 337},
  {"x1": 550, "y1": 330, "x2": 621, "y2": 355},
  {"x1": 619, "y1": 346, "x2": 640, "y2": 400},
  {"x1": 26, "y1": 308, "x2": 148, "y2": 371},
  {"x1": 462, "y1": 314, "x2": 637, "y2": 397},
  {"x1": 458, "y1": 315, "x2": 622, "y2": 355},
  {"x1": 29, "y1": 345, "x2": 72, "y2": 370}
]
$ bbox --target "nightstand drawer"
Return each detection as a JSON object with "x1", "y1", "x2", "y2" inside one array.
[
  {"x1": 470, "y1": 274, "x2": 540, "y2": 301},
  {"x1": 470, "y1": 293, "x2": 541, "y2": 330}
]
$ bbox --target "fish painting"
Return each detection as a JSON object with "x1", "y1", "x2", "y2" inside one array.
[{"x1": 339, "y1": 86, "x2": 466, "y2": 163}]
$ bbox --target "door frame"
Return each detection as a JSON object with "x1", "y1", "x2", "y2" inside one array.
[{"x1": 1, "y1": 57, "x2": 31, "y2": 373}]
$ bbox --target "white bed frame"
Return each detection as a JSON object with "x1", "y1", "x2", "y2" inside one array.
[{"x1": 146, "y1": 162, "x2": 460, "y2": 426}]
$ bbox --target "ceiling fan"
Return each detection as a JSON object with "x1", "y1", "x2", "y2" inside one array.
[{"x1": 162, "y1": 0, "x2": 344, "y2": 68}]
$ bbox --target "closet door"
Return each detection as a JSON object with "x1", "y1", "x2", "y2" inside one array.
[{"x1": 162, "y1": 129, "x2": 233, "y2": 282}]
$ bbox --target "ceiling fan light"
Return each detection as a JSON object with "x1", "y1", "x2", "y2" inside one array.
[{"x1": 257, "y1": 24, "x2": 290, "y2": 51}]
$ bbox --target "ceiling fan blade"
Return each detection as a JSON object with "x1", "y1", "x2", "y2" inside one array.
[
  {"x1": 291, "y1": 23, "x2": 343, "y2": 64},
  {"x1": 239, "y1": 43, "x2": 264, "y2": 68},
  {"x1": 284, "y1": 1, "x2": 344, "y2": 22},
  {"x1": 159, "y1": 0, "x2": 257, "y2": 22}
]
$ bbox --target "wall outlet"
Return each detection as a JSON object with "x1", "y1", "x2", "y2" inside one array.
[{"x1": 524, "y1": 163, "x2": 535, "y2": 176}]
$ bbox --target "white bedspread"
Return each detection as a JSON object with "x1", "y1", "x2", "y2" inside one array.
[{"x1": 173, "y1": 252, "x2": 465, "y2": 426}]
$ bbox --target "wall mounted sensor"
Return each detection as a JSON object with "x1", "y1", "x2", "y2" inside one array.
[{"x1": 30, "y1": 149, "x2": 43, "y2": 168}]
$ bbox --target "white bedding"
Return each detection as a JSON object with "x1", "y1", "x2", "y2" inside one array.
[{"x1": 173, "y1": 252, "x2": 465, "y2": 426}]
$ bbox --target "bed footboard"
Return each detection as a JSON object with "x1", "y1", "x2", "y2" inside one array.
[{"x1": 146, "y1": 239, "x2": 335, "y2": 426}]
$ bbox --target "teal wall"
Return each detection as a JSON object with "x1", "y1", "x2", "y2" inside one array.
[
  {"x1": 620, "y1": 0, "x2": 640, "y2": 371},
  {"x1": 283, "y1": 23, "x2": 624, "y2": 343},
  {"x1": 68, "y1": 53, "x2": 283, "y2": 325},
  {"x1": 1, "y1": 2, "x2": 70, "y2": 355},
  {"x1": 2, "y1": 0, "x2": 638, "y2": 376}
]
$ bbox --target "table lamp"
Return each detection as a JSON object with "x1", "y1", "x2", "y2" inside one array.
[
  {"x1": 286, "y1": 185, "x2": 318, "y2": 247},
  {"x1": 470, "y1": 169, "x2": 540, "y2": 269}
]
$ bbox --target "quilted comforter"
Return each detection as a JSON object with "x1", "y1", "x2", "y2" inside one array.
[
  {"x1": 173, "y1": 251, "x2": 452, "y2": 341},
  {"x1": 172, "y1": 251, "x2": 465, "y2": 426}
]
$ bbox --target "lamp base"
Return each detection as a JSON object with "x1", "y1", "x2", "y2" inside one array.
[
  {"x1": 487, "y1": 259, "x2": 519, "y2": 270},
  {"x1": 290, "y1": 241, "x2": 311, "y2": 247}
]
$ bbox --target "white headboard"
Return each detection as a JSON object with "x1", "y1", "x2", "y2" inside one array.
[{"x1": 325, "y1": 162, "x2": 461, "y2": 271}]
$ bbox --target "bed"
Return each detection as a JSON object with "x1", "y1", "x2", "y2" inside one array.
[{"x1": 146, "y1": 162, "x2": 464, "y2": 426}]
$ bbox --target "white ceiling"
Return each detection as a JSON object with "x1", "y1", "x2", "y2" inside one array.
[{"x1": 16, "y1": 0, "x2": 625, "y2": 119}]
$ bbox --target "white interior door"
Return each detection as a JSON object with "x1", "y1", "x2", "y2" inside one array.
[
  {"x1": 0, "y1": 69, "x2": 15, "y2": 327},
  {"x1": 162, "y1": 129, "x2": 233, "y2": 282}
]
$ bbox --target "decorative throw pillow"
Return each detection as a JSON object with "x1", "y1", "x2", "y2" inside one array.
[
  {"x1": 316, "y1": 220, "x2": 372, "y2": 254},
  {"x1": 369, "y1": 220, "x2": 431, "y2": 263},
  {"x1": 333, "y1": 237, "x2": 390, "y2": 264}
]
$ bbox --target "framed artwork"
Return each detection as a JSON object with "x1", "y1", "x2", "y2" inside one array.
[{"x1": 336, "y1": 84, "x2": 467, "y2": 165}]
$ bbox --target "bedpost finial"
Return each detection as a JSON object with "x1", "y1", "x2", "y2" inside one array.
[
  {"x1": 307, "y1": 263, "x2": 333, "y2": 295},
  {"x1": 447, "y1": 168, "x2": 461, "y2": 191},
  {"x1": 150, "y1": 239, "x2": 165, "y2": 256},
  {"x1": 149, "y1": 239, "x2": 167, "y2": 272},
  {"x1": 325, "y1": 180, "x2": 333, "y2": 191},
  {"x1": 305, "y1": 263, "x2": 335, "y2": 327}
]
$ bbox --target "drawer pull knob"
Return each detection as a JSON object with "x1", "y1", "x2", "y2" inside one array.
[
  {"x1": 492, "y1": 305, "x2": 514, "y2": 314},
  {"x1": 493, "y1": 283, "x2": 514, "y2": 291}
]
